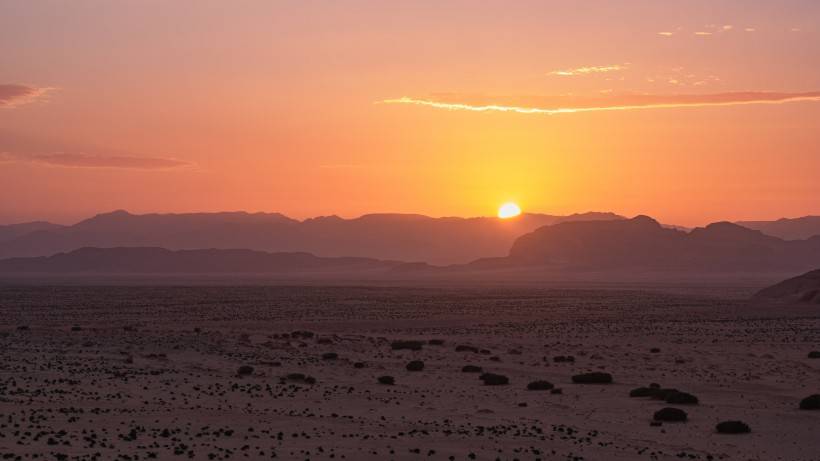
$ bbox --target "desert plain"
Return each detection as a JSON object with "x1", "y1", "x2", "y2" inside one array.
[{"x1": 0, "y1": 283, "x2": 818, "y2": 461}]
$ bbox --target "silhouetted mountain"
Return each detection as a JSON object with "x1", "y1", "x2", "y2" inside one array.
[
  {"x1": 0, "y1": 210, "x2": 623, "y2": 264},
  {"x1": 754, "y1": 269, "x2": 820, "y2": 304},
  {"x1": 737, "y1": 216, "x2": 820, "y2": 240},
  {"x1": 471, "y1": 216, "x2": 820, "y2": 273},
  {"x1": 0, "y1": 247, "x2": 402, "y2": 274},
  {"x1": 0, "y1": 221, "x2": 64, "y2": 242}
]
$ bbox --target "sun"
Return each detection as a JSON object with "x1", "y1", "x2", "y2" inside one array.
[{"x1": 498, "y1": 202, "x2": 522, "y2": 219}]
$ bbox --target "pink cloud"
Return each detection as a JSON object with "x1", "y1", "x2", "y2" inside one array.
[{"x1": 0, "y1": 84, "x2": 52, "y2": 108}]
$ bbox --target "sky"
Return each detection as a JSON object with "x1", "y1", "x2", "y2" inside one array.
[{"x1": 1, "y1": 0, "x2": 819, "y2": 227}]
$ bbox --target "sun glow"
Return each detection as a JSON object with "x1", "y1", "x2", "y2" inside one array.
[{"x1": 498, "y1": 202, "x2": 522, "y2": 219}]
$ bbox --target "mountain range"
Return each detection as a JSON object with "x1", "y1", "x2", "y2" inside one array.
[
  {"x1": 468, "y1": 215, "x2": 820, "y2": 273},
  {"x1": 2, "y1": 214, "x2": 820, "y2": 277},
  {"x1": 0, "y1": 247, "x2": 400, "y2": 275},
  {"x1": 0, "y1": 210, "x2": 622, "y2": 265},
  {"x1": 736, "y1": 216, "x2": 820, "y2": 241}
]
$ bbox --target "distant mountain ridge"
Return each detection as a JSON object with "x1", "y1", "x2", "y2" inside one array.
[
  {"x1": 0, "y1": 247, "x2": 402, "y2": 274},
  {"x1": 2, "y1": 215, "x2": 820, "y2": 278},
  {"x1": 470, "y1": 216, "x2": 820, "y2": 273},
  {"x1": 0, "y1": 210, "x2": 623, "y2": 264},
  {"x1": 736, "y1": 216, "x2": 820, "y2": 240},
  {"x1": 0, "y1": 221, "x2": 64, "y2": 242}
]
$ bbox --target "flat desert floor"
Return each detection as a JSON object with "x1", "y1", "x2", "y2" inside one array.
[{"x1": 0, "y1": 284, "x2": 818, "y2": 461}]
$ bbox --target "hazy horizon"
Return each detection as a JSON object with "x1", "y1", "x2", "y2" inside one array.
[{"x1": 3, "y1": 207, "x2": 820, "y2": 229}]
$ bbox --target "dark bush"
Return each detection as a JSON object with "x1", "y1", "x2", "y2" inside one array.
[
  {"x1": 650, "y1": 388, "x2": 680, "y2": 400},
  {"x1": 480, "y1": 373, "x2": 509, "y2": 386},
  {"x1": 808, "y1": 351, "x2": 820, "y2": 359},
  {"x1": 406, "y1": 360, "x2": 425, "y2": 372},
  {"x1": 666, "y1": 392, "x2": 699, "y2": 405},
  {"x1": 428, "y1": 339, "x2": 445, "y2": 346},
  {"x1": 236, "y1": 366, "x2": 254, "y2": 376},
  {"x1": 353, "y1": 362, "x2": 365, "y2": 369},
  {"x1": 653, "y1": 407, "x2": 687, "y2": 422},
  {"x1": 799, "y1": 394, "x2": 820, "y2": 410},
  {"x1": 571, "y1": 372, "x2": 613, "y2": 384},
  {"x1": 378, "y1": 375, "x2": 395, "y2": 385},
  {"x1": 716, "y1": 420, "x2": 750, "y2": 434},
  {"x1": 461, "y1": 365, "x2": 483, "y2": 373},
  {"x1": 456, "y1": 345, "x2": 479, "y2": 353},
  {"x1": 527, "y1": 380, "x2": 554, "y2": 391},
  {"x1": 391, "y1": 340, "x2": 424, "y2": 351},
  {"x1": 321, "y1": 352, "x2": 338, "y2": 360},
  {"x1": 629, "y1": 387, "x2": 654, "y2": 397},
  {"x1": 553, "y1": 355, "x2": 575, "y2": 363},
  {"x1": 550, "y1": 388, "x2": 563, "y2": 395}
]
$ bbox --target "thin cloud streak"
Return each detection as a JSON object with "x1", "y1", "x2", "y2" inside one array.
[
  {"x1": 380, "y1": 92, "x2": 820, "y2": 116},
  {"x1": 0, "y1": 152, "x2": 193, "y2": 170},
  {"x1": 0, "y1": 84, "x2": 53, "y2": 108},
  {"x1": 549, "y1": 64, "x2": 627, "y2": 76}
]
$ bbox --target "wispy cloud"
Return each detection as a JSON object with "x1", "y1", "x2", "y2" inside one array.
[
  {"x1": 0, "y1": 84, "x2": 53, "y2": 108},
  {"x1": 0, "y1": 152, "x2": 193, "y2": 170},
  {"x1": 549, "y1": 64, "x2": 627, "y2": 76},
  {"x1": 380, "y1": 91, "x2": 820, "y2": 116}
]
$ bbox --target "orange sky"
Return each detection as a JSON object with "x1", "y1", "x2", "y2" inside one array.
[{"x1": 2, "y1": 0, "x2": 820, "y2": 226}]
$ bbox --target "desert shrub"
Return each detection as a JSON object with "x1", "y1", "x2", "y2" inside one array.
[
  {"x1": 378, "y1": 375, "x2": 395, "y2": 385},
  {"x1": 428, "y1": 339, "x2": 445, "y2": 346},
  {"x1": 461, "y1": 365, "x2": 483, "y2": 373},
  {"x1": 527, "y1": 380, "x2": 554, "y2": 391},
  {"x1": 650, "y1": 388, "x2": 680, "y2": 400},
  {"x1": 480, "y1": 373, "x2": 509, "y2": 386},
  {"x1": 456, "y1": 345, "x2": 479, "y2": 353},
  {"x1": 629, "y1": 387, "x2": 654, "y2": 397},
  {"x1": 716, "y1": 420, "x2": 750, "y2": 434},
  {"x1": 571, "y1": 372, "x2": 613, "y2": 384},
  {"x1": 236, "y1": 366, "x2": 254, "y2": 376},
  {"x1": 553, "y1": 355, "x2": 575, "y2": 363},
  {"x1": 353, "y1": 362, "x2": 365, "y2": 369},
  {"x1": 666, "y1": 392, "x2": 699, "y2": 405},
  {"x1": 799, "y1": 394, "x2": 820, "y2": 410},
  {"x1": 406, "y1": 360, "x2": 425, "y2": 372},
  {"x1": 653, "y1": 407, "x2": 687, "y2": 422},
  {"x1": 808, "y1": 351, "x2": 820, "y2": 359},
  {"x1": 321, "y1": 352, "x2": 338, "y2": 360}
]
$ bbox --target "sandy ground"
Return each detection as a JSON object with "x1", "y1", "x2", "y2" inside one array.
[{"x1": 0, "y1": 285, "x2": 818, "y2": 461}]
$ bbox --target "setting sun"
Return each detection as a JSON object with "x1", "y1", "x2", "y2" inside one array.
[{"x1": 498, "y1": 202, "x2": 522, "y2": 219}]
